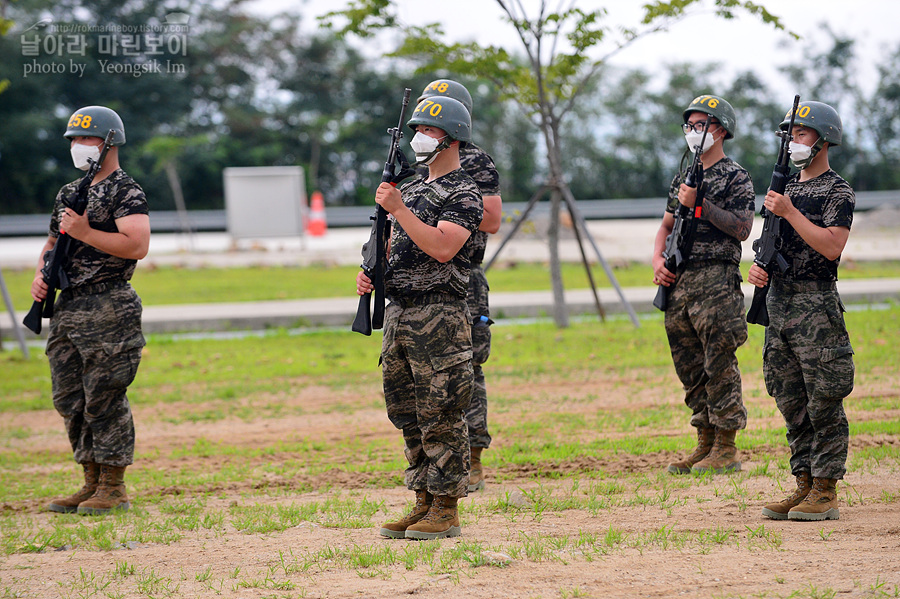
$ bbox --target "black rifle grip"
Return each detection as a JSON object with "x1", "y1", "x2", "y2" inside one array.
[
  {"x1": 746, "y1": 285, "x2": 770, "y2": 327},
  {"x1": 653, "y1": 285, "x2": 668, "y2": 312},
  {"x1": 352, "y1": 293, "x2": 373, "y2": 336},
  {"x1": 22, "y1": 301, "x2": 43, "y2": 334}
]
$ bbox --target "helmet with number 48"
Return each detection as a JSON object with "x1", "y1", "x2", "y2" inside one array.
[
  {"x1": 417, "y1": 79, "x2": 474, "y2": 118},
  {"x1": 64, "y1": 106, "x2": 126, "y2": 145}
]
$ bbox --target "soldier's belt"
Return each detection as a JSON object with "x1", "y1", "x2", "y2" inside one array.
[
  {"x1": 62, "y1": 279, "x2": 128, "y2": 298},
  {"x1": 389, "y1": 292, "x2": 464, "y2": 308},
  {"x1": 773, "y1": 279, "x2": 836, "y2": 293}
]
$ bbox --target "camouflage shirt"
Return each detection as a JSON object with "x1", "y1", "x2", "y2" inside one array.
[
  {"x1": 47, "y1": 169, "x2": 149, "y2": 287},
  {"x1": 385, "y1": 169, "x2": 483, "y2": 299},
  {"x1": 774, "y1": 169, "x2": 854, "y2": 282},
  {"x1": 416, "y1": 143, "x2": 500, "y2": 265},
  {"x1": 666, "y1": 156, "x2": 755, "y2": 265}
]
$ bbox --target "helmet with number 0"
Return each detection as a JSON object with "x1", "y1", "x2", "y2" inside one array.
[
  {"x1": 64, "y1": 106, "x2": 126, "y2": 145},
  {"x1": 417, "y1": 79, "x2": 473, "y2": 117},
  {"x1": 407, "y1": 96, "x2": 472, "y2": 142},
  {"x1": 683, "y1": 94, "x2": 736, "y2": 139},
  {"x1": 779, "y1": 100, "x2": 842, "y2": 146}
]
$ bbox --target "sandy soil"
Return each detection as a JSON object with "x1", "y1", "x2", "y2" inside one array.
[{"x1": 2, "y1": 371, "x2": 899, "y2": 599}]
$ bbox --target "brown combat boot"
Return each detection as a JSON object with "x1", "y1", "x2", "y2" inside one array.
[
  {"x1": 77, "y1": 465, "x2": 130, "y2": 515},
  {"x1": 691, "y1": 429, "x2": 741, "y2": 474},
  {"x1": 788, "y1": 477, "x2": 839, "y2": 521},
  {"x1": 762, "y1": 471, "x2": 812, "y2": 520},
  {"x1": 405, "y1": 496, "x2": 461, "y2": 540},
  {"x1": 379, "y1": 490, "x2": 433, "y2": 538},
  {"x1": 668, "y1": 427, "x2": 715, "y2": 474},
  {"x1": 468, "y1": 447, "x2": 486, "y2": 492},
  {"x1": 47, "y1": 462, "x2": 100, "y2": 513}
]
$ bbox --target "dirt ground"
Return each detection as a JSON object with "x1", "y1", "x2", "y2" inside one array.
[{"x1": 2, "y1": 371, "x2": 900, "y2": 599}]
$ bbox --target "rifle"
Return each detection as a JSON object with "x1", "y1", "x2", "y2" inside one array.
[
  {"x1": 23, "y1": 130, "x2": 116, "y2": 334},
  {"x1": 746, "y1": 94, "x2": 799, "y2": 327},
  {"x1": 653, "y1": 121, "x2": 710, "y2": 311},
  {"x1": 351, "y1": 88, "x2": 416, "y2": 335}
]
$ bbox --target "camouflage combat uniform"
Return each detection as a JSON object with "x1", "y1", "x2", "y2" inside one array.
[
  {"x1": 459, "y1": 143, "x2": 500, "y2": 449},
  {"x1": 764, "y1": 170, "x2": 855, "y2": 480},
  {"x1": 382, "y1": 169, "x2": 483, "y2": 498},
  {"x1": 45, "y1": 169, "x2": 148, "y2": 467},
  {"x1": 664, "y1": 157, "x2": 754, "y2": 431}
]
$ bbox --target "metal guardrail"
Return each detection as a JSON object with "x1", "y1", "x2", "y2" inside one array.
[{"x1": 2, "y1": 191, "x2": 898, "y2": 236}]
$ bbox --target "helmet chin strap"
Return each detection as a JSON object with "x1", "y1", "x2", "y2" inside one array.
[{"x1": 413, "y1": 138, "x2": 452, "y2": 167}]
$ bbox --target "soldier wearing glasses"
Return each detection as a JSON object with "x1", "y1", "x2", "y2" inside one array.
[{"x1": 653, "y1": 94, "x2": 755, "y2": 476}]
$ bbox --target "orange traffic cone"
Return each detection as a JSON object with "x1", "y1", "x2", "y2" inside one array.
[{"x1": 307, "y1": 191, "x2": 327, "y2": 236}]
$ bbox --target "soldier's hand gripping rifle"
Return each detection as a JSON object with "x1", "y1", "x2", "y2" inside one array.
[
  {"x1": 23, "y1": 129, "x2": 116, "y2": 335},
  {"x1": 746, "y1": 94, "x2": 799, "y2": 327},
  {"x1": 351, "y1": 88, "x2": 416, "y2": 336},
  {"x1": 652, "y1": 121, "x2": 710, "y2": 311}
]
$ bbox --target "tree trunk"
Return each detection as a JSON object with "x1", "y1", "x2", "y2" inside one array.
[
  {"x1": 547, "y1": 187, "x2": 568, "y2": 327},
  {"x1": 541, "y1": 114, "x2": 571, "y2": 328}
]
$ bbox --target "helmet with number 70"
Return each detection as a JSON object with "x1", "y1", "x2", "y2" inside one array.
[
  {"x1": 64, "y1": 106, "x2": 126, "y2": 145},
  {"x1": 407, "y1": 96, "x2": 472, "y2": 142},
  {"x1": 779, "y1": 100, "x2": 842, "y2": 146},
  {"x1": 683, "y1": 94, "x2": 736, "y2": 139},
  {"x1": 417, "y1": 79, "x2": 474, "y2": 118}
]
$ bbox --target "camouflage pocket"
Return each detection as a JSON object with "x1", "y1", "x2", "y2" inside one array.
[
  {"x1": 430, "y1": 349, "x2": 473, "y2": 372},
  {"x1": 429, "y1": 349, "x2": 474, "y2": 413},
  {"x1": 815, "y1": 344, "x2": 855, "y2": 400}
]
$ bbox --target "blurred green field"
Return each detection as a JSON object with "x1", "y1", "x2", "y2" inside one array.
[{"x1": 3, "y1": 259, "x2": 900, "y2": 310}]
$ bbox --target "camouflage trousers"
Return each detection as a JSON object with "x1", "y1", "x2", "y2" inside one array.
[
  {"x1": 382, "y1": 295, "x2": 474, "y2": 498},
  {"x1": 764, "y1": 280, "x2": 854, "y2": 480},
  {"x1": 466, "y1": 266, "x2": 492, "y2": 449},
  {"x1": 664, "y1": 262, "x2": 748, "y2": 431},
  {"x1": 46, "y1": 282, "x2": 144, "y2": 467}
]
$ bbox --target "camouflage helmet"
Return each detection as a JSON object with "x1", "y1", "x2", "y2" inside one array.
[
  {"x1": 780, "y1": 100, "x2": 842, "y2": 146},
  {"x1": 683, "y1": 94, "x2": 736, "y2": 139},
  {"x1": 64, "y1": 106, "x2": 126, "y2": 145},
  {"x1": 417, "y1": 79, "x2": 473, "y2": 117},
  {"x1": 407, "y1": 96, "x2": 472, "y2": 142}
]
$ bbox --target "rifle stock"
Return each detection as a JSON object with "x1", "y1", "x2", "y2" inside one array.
[
  {"x1": 747, "y1": 94, "x2": 800, "y2": 326},
  {"x1": 352, "y1": 88, "x2": 412, "y2": 336},
  {"x1": 22, "y1": 130, "x2": 116, "y2": 334}
]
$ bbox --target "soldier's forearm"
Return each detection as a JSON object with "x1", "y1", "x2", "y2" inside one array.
[{"x1": 705, "y1": 204, "x2": 753, "y2": 241}]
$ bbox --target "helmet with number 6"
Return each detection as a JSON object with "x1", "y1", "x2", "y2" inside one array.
[
  {"x1": 64, "y1": 106, "x2": 126, "y2": 145},
  {"x1": 407, "y1": 96, "x2": 472, "y2": 142},
  {"x1": 417, "y1": 79, "x2": 474, "y2": 117},
  {"x1": 779, "y1": 100, "x2": 842, "y2": 146},
  {"x1": 683, "y1": 94, "x2": 736, "y2": 139}
]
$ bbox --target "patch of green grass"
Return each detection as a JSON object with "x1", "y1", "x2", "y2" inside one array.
[{"x1": 4, "y1": 259, "x2": 898, "y2": 311}]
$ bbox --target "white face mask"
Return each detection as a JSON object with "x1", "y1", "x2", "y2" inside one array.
[
  {"x1": 789, "y1": 141, "x2": 816, "y2": 169},
  {"x1": 70, "y1": 143, "x2": 101, "y2": 171},
  {"x1": 684, "y1": 129, "x2": 716, "y2": 154},
  {"x1": 410, "y1": 131, "x2": 448, "y2": 166}
]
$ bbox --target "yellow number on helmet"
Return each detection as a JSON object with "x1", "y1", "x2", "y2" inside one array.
[
  {"x1": 68, "y1": 114, "x2": 83, "y2": 128},
  {"x1": 81, "y1": 115, "x2": 92, "y2": 128}
]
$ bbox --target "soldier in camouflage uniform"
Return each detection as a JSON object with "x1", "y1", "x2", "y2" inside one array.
[
  {"x1": 750, "y1": 101, "x2": 855, "y2": 521},
  {"x1": 652, "y1": 95, "x2": 755, "y2": 476},
  {"x1": 30, "y1": 106, "x2": 149, "y2": 515},
  {"x1": 356, "y1": 95, "x2": 482, "y2": 539},
  {"x1": 417, "y1": 79, "x2": 502, "y2": 492}
]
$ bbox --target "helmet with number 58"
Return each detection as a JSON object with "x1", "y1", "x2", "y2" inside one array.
[{"x1": 64, "y1": 106, "x2": 126, "y2": 145}]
